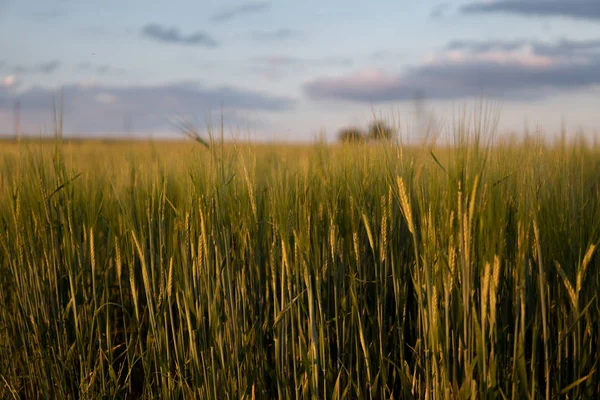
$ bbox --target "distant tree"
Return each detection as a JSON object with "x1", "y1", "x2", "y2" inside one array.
[
  {"x1": 368, "y1": 120, "x2": 394, "y2": 141},
  {"x1": 338, "y1": 127, "x2": 365, "y2": 143}
]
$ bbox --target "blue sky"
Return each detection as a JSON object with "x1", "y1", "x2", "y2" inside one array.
[{"x1": 1, "y1": 0, "x2": 600, "y2": 141}]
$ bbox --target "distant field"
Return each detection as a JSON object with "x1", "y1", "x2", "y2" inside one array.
[{"x1": 1, "y1": 130, "x2": 599, "y2": 398}]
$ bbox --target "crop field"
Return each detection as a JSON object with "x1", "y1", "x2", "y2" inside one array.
[{"x1": 1, "y1": 120, "x2": 599, "y2": 398}]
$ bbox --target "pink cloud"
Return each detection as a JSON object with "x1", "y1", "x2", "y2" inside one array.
[
  {"x1": 308, "y1": 68, "x2": 401, "y2": 92},
  {"x1": 423, "y1": 45, "x2": 556, "y2": 68},
  {"x1": 305, "y1": 40, "x2": 600, "y2": 102}
]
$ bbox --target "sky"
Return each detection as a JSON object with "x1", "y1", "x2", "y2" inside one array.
[{"x1": 1, "y1": 0, "x2": 600, "y2": 141}]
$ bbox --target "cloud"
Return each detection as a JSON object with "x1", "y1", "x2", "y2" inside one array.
[
  {"x1": 141, "y1": 24, "x2": 218, "y2": 47},
  {"x1": 40, "y1": 61, "x2": 60, "y2": 73},
  {"x1": 461, "y1": 0, "x2": 600, "y2": 21},
  {"x1": 250, "y1": 28, "x2": 299, "y2": 41},
  {"x1": 78, "y1": 63, "x2": 126, "y2": 76},
  {"x1": 212, "y1": 2, "x2": 270, "y2": 22},
  {"x1": 304, "y1": 39, "x2": 600, "y2": 102},
  {"x1": 255, "y1": 55, "x2": 352, "y2": 68},
  {"x1": 2, "y1": 75, "x2": 16, "y2": 88},
  {"x1": 0, "y1": 81, "x2": 294, "y2": 134},
  {"x1": 446, "y1": 38, "x2": 600, "y2": 59},
  {"x1": 13, "y1": 61, "x2": 61, "y2": 74}
]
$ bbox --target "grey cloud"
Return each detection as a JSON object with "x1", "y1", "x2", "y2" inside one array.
[
  {"x1": 250, "y1": 28, "x2": 299, "y2": 41},
  {"x1": 141, "y1": 24, "x2": 218, "y2": 47},
  {"x1": 40, "y1": 61, "x2": 60, "y2": 73},
  {"x1": 256, "y1": 55, "x2": 352, "y2": 67},
  {"x1": 78, "y1": 63, "x2": 126, "y2": 76},
  {"x1": 461, "y1": 0, "x2": 600, "y2": 21},
  {"x1": 446, "y1": 38, "x2": 600, "y2": 57},
  {"x1": 305, "y1": 62, "x2": 600, "y2": 103},
  {"x1": 0, "y1": 81, "x2": 293, "y2": 134},
  {"x1": 305, "y1": 39, "x2": 600, "y2": 102},
  {"x1": 212, "y1": 2, "x2": 270, "y2": 22},
  {"x1": 533, "y1": 39, "x2": 600, "y2": 57},
  {"x1": 446, "y1": 39, "x2": 527, "y2": 53},
  {"x1": 13, "y1": 60, "x2": 61, "y2": 74},
  {"x1": 257, "y1": 56, "x2": 300, "y2": 66}
]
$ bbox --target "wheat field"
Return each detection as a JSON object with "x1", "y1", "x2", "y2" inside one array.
[{"x1": 0, "y1": 120, "x2": 599, "y2": 398}]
